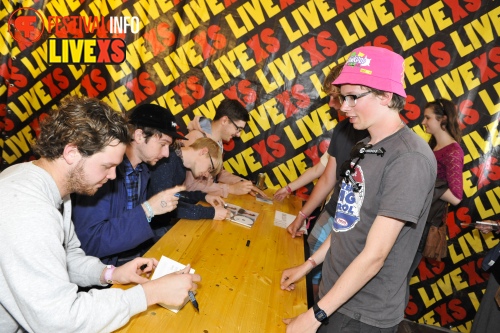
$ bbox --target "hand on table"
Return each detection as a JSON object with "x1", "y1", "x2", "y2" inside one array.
[
  {"x1": 274, "y1": 187, "x2": 289, "y2": 201},
  {"x1": 143, "y1": 264, "x2": 201, "y2": 307},
  {"x1": 287, "y1": 216, "x2": 306, "y2": 238},
  {"x1": 228, "y1": 180, "x2": 254, "y2": 195},
  {"x1": 280, "y1": 263, "x2": 309, "y2": 291},
  {"x1": 110, "y1": 257, "x2": 158, "y2": 284},
  {"x1": 283, "y1": 309, "x2": 321, "y2": 333},
  {"x1": 249, "y1": 185, "x2": 269, "y2": 199},
  {"x1": 205, "y1": 194, "x2": 225, "y2": 207},
  {"x1": 213, "y1": 205, "x2": 229, "y2": 220}
]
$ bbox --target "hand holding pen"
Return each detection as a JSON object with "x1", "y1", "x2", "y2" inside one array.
[{"x1": 142, "y1": 264, "x2": 201, "y2": 308}]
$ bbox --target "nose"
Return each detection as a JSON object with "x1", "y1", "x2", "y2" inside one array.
[
  {"x1": 108, "y1": 167, "x2": 117, "y2": 180},
  {"x1": 162, "y1": 147, "x2": 170, "y2": 158},
  {"x1": 339, "y1": 99, "x2": 350, "y2": 112},
  {"x1": 235, "y1": 131, "x2": 241, "y2": 137}
]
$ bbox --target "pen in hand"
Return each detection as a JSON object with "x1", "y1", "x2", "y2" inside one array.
[
  {"x1": 188, "y1": 291, "x2": 199, "y2": 312},
  {"x1": 174, "y1": 192, "x2": 189, "y2": 200},
  {"x1": 140, "y1": 263, "x2": 148, "y2": 271}
]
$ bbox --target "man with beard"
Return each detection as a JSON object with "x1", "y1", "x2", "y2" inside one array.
[
  {"x1": 148, "y1": 137, "x2": 229, "y2": 226},
  {"x1": 180, "y1": 98, "x2": 268, "y2": 198},
  {"x1": 72, "y1": 104, "x2": 223, "y2": 266},
  {"x1": 0, "y1": 96, "x2": 200, "y2": 332}
]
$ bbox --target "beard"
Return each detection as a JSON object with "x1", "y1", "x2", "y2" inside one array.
[{"x1": 67, "y1": 161, "x2": 100, "y2": 196}]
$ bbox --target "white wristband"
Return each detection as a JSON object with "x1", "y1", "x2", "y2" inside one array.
[
  {"x1": 104, "y1": 265, "x2": 115, "y2": 284},
  {"x1": 143, "y1": 201, "x2": 154, "y2": 222}
]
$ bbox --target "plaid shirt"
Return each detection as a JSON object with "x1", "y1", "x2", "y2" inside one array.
[{"x1": 123, "y1": 156, "x2": 144, "y2": 210}]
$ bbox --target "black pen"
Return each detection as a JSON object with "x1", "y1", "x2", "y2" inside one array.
[
  {"x1": 188, "y1": 291, "x2": 199, "y2": 312},
  {"x1": 140, "y1": 263, "x2": 147, "y2": 271},
  {"x1": 174, "y1": 192, "x2": 189, "y2": 200}
]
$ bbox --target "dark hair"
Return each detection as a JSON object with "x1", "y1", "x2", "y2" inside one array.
[
  {"x1": 127, "y1": 124, "x2": 164, "y2": 143},
  {"x1": 322, "y1": 64, "x2": 344, "y2": 94},
  {"x1": 33, "y1": 96, "x2": 130, "y2": 159},
  {"x1": 213, "y1": 99, "x2": 250, "y2": 122},
  {"x1": 425, "y1": 98, "x2": 462, "y2": 148},
  {"x1": 365, "y1": 87, "x2": 406, "y2": 111}
]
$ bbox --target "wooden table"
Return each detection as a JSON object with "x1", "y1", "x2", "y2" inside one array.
[{"x1": 113, "y1": 193, "x2": 307, "y2": 332}]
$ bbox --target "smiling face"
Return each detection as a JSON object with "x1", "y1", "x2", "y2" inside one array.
[
  {"x1": 67, "y1": 140, "x2": 126, "y2": 195},
  {"x1": 422, "y1": 108, "x2": 443, "y2": 136}
]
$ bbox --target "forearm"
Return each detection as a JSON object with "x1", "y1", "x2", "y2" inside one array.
[
  {"x1": 300, "y1": 180, "x2": 334, "y2": 216},
  {"x1": 288, "y1": 163, "x2": 326, "y2": 191},
  {"x1": 440, "y1": 188, "x2": 461, "y2": 206},
  {"x1": 176, "y1": 202, "x2": 215, "y2": 220},
  {"x1": 309, "y1": 234, "x2": 331, "y2": 265}
]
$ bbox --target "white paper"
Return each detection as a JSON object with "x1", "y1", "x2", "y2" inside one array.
[
  {"x1": 274, "y1": 211, "x2": 307, "y2": 235},
  {"x1": 151, "y1": 255, "x2": 195, "y2": 313}
]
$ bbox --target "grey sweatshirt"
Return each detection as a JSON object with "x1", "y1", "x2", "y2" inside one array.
[{"x1": 0, "y1": 162, "x2": 146, "y2": 332}]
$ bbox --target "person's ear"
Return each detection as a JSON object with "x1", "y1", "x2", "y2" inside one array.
[
  {"x1": 62, "y1": 144, "x2": 81, "y2": 165},
  {"x1": 133, "y1": 129, "x2": 145, "y2": 143},
  {"x1": 440, "y1": 115, "x2": 448, "y2": 129},
  {"x1": 379, "y1": 92, "x2": 393, "y2": 106}
]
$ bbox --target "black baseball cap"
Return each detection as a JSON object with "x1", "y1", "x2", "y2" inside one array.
[{"x1": 129, "y1": 104, "x2": 186, "y2": 140}]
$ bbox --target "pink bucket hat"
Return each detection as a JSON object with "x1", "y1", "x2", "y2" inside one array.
[{"x1": 333, "y1": 46, "x2": 406, "y2": 97}]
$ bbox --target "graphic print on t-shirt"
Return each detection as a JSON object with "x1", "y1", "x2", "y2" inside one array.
[{"x1": 333, "y1": 164, "x2": 364, "y2": 232}]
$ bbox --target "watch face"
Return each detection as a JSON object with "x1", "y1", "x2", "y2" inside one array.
[{"x1": 316, "y1": 310, "x2": 327, "y2": 321}]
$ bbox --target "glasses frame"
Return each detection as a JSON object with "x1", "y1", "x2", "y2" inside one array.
[
  {"x1": 207, "y1": 149, "x2": 215, "y2": 174},
  {"x1": 228, "y1": 117, "x2": 244, "y2": 133},
  {"x1": 338, "y1": 91, "x2": 372, "y2": 107}
]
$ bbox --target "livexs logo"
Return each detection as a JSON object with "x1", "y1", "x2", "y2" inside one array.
[{"x1": 8, "y1": 7, "x2": 138, "y2": 64}]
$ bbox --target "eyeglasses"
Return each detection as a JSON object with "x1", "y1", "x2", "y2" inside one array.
[
  {"x1": 339, "y1": 142, "x2": 386, "y2": 192},
  {"x1": 228, "y1": 117, "x2": 244, "y2": 133},
  {"x1": 338, "y1": 91, "x2": 372, "y2": 107},
  {"x1": 207, "y1": 150, "x2": 215, "y2": 174}
]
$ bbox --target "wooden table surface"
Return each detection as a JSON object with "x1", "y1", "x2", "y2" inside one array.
[{"x1": 113, "y1": 193, "x2": 307, "y2": 333}]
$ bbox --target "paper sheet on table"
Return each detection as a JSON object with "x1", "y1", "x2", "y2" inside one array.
[
  {"x1": 274, "y1": 211, "x2": 307, "y2": 235},
  {"x1": 151, "y1": 255, "x2": 195, "y2": 313}
]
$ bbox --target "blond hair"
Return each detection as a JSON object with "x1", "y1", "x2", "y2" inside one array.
[{"x1": 190, "y1": 137, "x2": 223, "y2": 176}]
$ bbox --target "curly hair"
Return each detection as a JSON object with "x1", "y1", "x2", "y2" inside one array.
[
  {"x1": 322, "y1": 63, "x2": 344, "y2": 94},
  {"x1": 33, "y1": 96, "x2": 130, "y2": 159},
  {"x1": 425, "y1": 98, "x2": 462, "y2": 148},
  {"x1": 190, "y1": 137, "x2": 224, "y2": 176}
]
